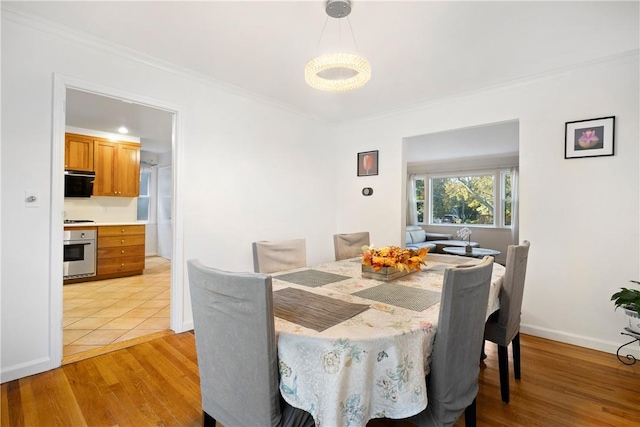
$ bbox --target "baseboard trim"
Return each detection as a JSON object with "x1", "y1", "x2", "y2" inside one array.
[
  {"x1": 1, "y1": 357, "x2": 53, "y2": 383},
  {"x1": 519, "y1": 323, "x2": 637, "y2": 357}
]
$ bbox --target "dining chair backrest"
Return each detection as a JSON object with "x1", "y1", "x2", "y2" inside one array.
[
  {"x1": 333, "y1": 231, "x2": 370, "y2": 261},
  {"x1": 493, "y1": 240, "x2": 530, "y2": 345},
  {"x1": 252, "y1": 239, "x2": 307, "y2": 274},
  {"x1": 187, "y1": 260, "x2": 283, "y2": 426},
  {"x1": 413, "y1": 256, "x2": 494, "y2": 426}
]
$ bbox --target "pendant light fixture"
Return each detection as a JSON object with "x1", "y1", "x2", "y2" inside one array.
[{"x1": 305, "y1": 0, "x2": 371, "y2": 92}]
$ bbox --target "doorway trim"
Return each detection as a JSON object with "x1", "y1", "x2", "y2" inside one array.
[{"x1": 51, "y1": 73, "x2": 186, "y2": 366}]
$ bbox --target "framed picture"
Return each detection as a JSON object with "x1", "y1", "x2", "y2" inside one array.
[
  {"x1": 357, "y1": 150, "x2": 379, "y2": 176},
  {"x1": 565, "y1": 116, "x2": 615, "y2": 159}
]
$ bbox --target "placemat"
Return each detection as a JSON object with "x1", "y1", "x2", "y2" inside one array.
[
  {"x1": 352, "y1": 283, "x2": 441, "y2": 312},
  {"x1": 275, "y1": 269, "x2": 351, "y2": 288},
  {"x1": 273, "y1": 287, "x2": 370, "y2": 332}
]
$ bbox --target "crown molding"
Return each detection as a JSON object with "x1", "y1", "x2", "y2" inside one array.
[{"x1": 1, "y1": 6, "x2": 332, "y2": 125}]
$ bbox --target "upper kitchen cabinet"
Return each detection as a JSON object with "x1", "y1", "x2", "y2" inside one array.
[
  {"x1": 65, "y1": 133, "x2": 94, "y2": 171},
  {"x1": 93, "y1": 140, "x2": 141, "y2": 197}
]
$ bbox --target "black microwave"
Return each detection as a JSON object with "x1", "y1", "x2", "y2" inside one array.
[{"x1": 64, "y1": 170, "x2": 95, "y2": 198}]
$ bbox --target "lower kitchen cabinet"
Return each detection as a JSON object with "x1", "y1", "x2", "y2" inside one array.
[{"x1": 96, "y1": 225, "x2": 146, "y2": 278}]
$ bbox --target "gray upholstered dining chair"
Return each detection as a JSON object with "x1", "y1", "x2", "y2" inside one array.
[
  {"x1": 409, "y1": 256, "x2": 494, "y2": 427},
  {"x1": 252, "y1": 239, "x2": 307, "y2": 274},
  {"x1": 483, "y1": 240, "x2": 531, "y2": 404},
  {"x1": 333, "y1": 231, "x2": 370, "y2": 260},
  {"x1": 187, "y1": 259, "x2": 315, "y2": 427}
]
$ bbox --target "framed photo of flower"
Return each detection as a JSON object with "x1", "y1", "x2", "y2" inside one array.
[
  {"x1": 565, "y1": 116, "x2": 615, "y2": 159},
  {"x1": 357, "y1": 150, "x2": 378, "y2": 176}
]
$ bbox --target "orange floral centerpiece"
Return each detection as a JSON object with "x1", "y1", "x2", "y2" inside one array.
[{"x1": 361, "y1": 245, "x2": 429, "y2": 281}]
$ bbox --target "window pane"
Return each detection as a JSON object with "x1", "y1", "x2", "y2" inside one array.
[
  {"x1": 504, "y1": 201, "x2": 512, "y2": 226},
  {"x1": 503, "y1": 173, "x2": 512, "y2": 227},
  {"x1": 430, "y1": 175, "x2": 494, "y2": 225},
  {"x1": 503, "y1": 173, "x2": 512, "y2": 200},
  {"x1": 137, "y1": 198, "x2": 149, "y2": 221},
  {"x1": 415, "y1": 179, "x2": 425, "y2": 201},
  {"x1": 417, "y1": 201, "x2": 424, "y2": 223},
  {"x1": 139, "y1": 171, "x2": 150, "y2": 196}
]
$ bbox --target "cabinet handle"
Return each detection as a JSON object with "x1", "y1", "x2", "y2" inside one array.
[
  {"x1": 121, "y1": 263, "x2": 125, "y2": 267},
  {"x1": 121, "y1": 240, "x2": 125, "y2": 243},
  {"x1": 121, "y1": 229, "x2": 125, "y2": 233},
  {"x1": 121, "y1": 250, "x2": 125, "y2": 254}
]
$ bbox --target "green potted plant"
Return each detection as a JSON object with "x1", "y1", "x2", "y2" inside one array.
[{"x1": 611, "y1": 280, "x2": 640, "y2": 334}]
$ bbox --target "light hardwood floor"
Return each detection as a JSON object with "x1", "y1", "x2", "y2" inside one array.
[
  {"x1": 63, "y1": 256, "x2": 171, "y2": 363},
  {"x1": 2, "y1": 333, "x2": 638, "y2": 426}
]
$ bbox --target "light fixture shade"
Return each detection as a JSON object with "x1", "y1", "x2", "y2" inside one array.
[{"x1": 305, "y1": 53, "x2": 371, "y2": 92}]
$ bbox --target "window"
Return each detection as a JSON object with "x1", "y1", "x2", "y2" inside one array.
[
  {"x1": 415, "y1": 179, "x2": 425, "y2": 223},
  {"x1": 413, "y1": 169, "x2": 514, "y2": 228},
  {"x1": 137, "y1": 170, "x2": 151, "y2": 221},
  {"x1": 502, "y1": 171, "x2": 512, "y2": 227}
]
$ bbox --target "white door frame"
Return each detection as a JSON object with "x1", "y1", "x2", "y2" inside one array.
[{"x1": 50, "y1": 74, "x2": 186, "y2": 366}]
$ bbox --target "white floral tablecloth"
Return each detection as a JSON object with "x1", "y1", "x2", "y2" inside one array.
[{"x1": 273, "y1": 253, "x2": 505, "y2": 427}]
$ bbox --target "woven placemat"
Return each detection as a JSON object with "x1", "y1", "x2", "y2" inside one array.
[
  {"x1": 273, "y1": 287, "x2": 370, "y2": 332},
  {"x1": 352, "y1": 283, "x2": 441, "y2": 312},
  {"x1": 275, "y1": 269, "x2": 351, "y2": 288}
]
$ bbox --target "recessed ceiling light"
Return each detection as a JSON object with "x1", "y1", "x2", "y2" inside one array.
[{"x1": 118, "y1": 126, "x2": 129, "y2": 134}]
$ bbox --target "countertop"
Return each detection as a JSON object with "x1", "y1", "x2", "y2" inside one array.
[{"x1": 63, "y1": 221, "x2": 145, "y2": 227}]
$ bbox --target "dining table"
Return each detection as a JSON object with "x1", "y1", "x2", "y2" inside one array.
[{"x1": 271, "y1": 253, "x2": 505, "y2": 427}]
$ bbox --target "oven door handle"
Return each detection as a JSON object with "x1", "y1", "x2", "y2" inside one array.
[{"x1": 64, "y1": 242, "x2": 92, "y2": 246}]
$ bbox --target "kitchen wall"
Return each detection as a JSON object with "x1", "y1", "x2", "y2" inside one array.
[
  {"x1": 1, "y1": 12, "x2": 338, "y2": 381},
  {"x1": 334, "y1": 52, "x2": 640, "y2": 356}
]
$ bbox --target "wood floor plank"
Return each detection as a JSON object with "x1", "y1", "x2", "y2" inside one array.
[
  {"x1": 62, "y1": 362, "x2": 117, "y2": 426},
  {"x1": 2, "y1": 381, "x2": 23, "y2": 427},
  {"x1": 2, "y1": 332, "x2": 639, "y2": 426}
]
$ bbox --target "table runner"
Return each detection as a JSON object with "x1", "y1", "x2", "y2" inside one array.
[
  {"x1": 275, "y1": 269, "x2": 351, "y2": 288},
  {"x1": 273, "y1": 287, "x2": 370, "y2": 332},
  {"x1": 351, "y1": 282, "x2": 442, "y2": 311}
]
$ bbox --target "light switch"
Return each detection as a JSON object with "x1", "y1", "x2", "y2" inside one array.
[{"x1": 25, "y1": 190, "x2": 39, "y2": 208}]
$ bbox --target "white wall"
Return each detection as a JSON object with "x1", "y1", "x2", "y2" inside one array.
[
  {"x1": 334, "y1": 53, "x2": 640, "y2": 356},
  {"x1": 406, "y1": 120, "x2": 519, "y2": 163},
  {"x1": 1, "y1": 14, "x2": 338, "y2": 381}
]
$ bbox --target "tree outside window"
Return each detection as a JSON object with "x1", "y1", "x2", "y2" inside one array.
[{"x1": 430, "y1": 175, "x2": 494, "y2": 225}]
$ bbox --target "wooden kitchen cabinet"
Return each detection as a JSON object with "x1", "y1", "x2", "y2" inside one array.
[
  {"x1": 65, "y1": 133, "x2": 94, "y2": 171},
  {"x1": 93, "y1": 140, "x2": 140, "y2": 197},
  {"x1": 96, "y1": 225, "x2": 145, "y2": 277}
]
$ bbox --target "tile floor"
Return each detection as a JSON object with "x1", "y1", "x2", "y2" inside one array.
[{"x1": 63, "y1": 256, "x2": 171, "y2": 358}]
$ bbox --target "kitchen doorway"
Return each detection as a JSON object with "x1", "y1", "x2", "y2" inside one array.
[{"x1": 51, "y1": 75, "x2": 186, "y2": 366}]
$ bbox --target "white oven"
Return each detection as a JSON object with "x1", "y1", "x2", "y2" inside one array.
[{"x1": 63, "y1": 229, "x2": 96, "y2": 280}]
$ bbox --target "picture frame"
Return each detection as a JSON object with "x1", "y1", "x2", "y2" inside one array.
[
  {"x1": 564, "y1": 116, "x2": 615, "y2": 159},
  {"x1": 357, "y1": 150, "x2": 379, "y2": 176}
]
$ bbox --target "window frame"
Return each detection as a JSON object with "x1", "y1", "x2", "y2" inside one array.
[{"x1": 413, "y1": 168, "x2": 513, "y2": 229}]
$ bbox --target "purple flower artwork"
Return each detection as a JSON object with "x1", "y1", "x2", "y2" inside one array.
[{"x1": 574, "y1": 126, "x2": 604, "y2": 150}]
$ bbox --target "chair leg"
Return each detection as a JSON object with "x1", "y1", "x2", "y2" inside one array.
[
  {"x1": 480, "y1": 338, "x2": 487, "y2": 361},
  {"x1": 203, "y1": 411, "x2": 217, "y2": 427},
  {"x1": 513, "y1": 332, "x2": 521, "y2": 380},
  {"x1": 498, "y1": 344, "x2": 510, "y2": 403},
  {"x1": 464, "y1": 397, "x2": 477, "y2": 427}
]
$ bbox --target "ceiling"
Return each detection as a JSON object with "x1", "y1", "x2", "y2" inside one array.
[
  {"x1": 66, "y1": 89, "x2": 174, "y2": 154},
  {"x1": 6, "y1": 1, "x2": 639, "y2": 125}
]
